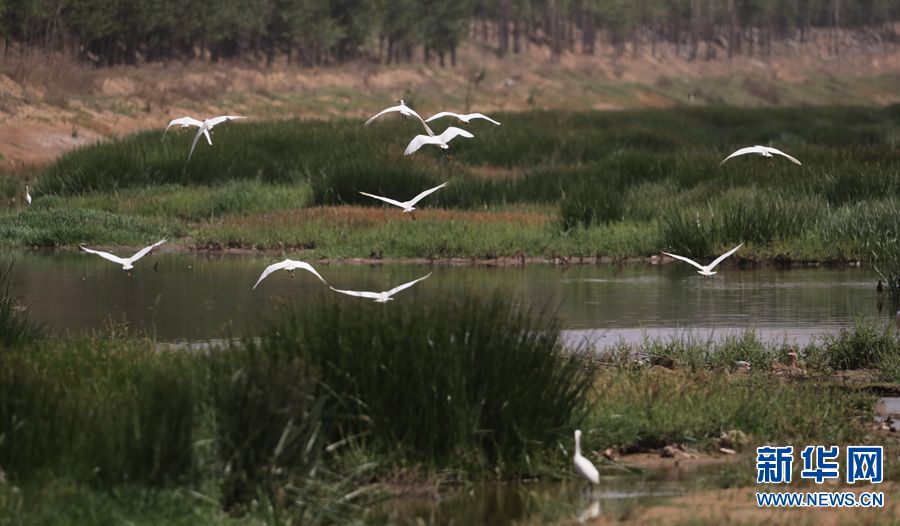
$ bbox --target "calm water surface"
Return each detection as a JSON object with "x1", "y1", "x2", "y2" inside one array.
[{"x1": 7, "y1": 250, "x2": 891, "y2": 344}]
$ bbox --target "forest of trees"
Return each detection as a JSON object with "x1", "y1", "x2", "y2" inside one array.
[{"x1": 1, "y1": 0, "x2": 898, "y2": 67}]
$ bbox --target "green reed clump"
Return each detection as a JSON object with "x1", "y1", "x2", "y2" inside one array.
[
  {"x1": 0, "y1": 206, "x2": 176, "y2": 247},
  {"x1": 244, "y1": 290, "x2": 596, "y2": 475},
  {"x1": 0, "y1": 263, "x2": 44, "y2": 347},
  {"x1": 586, "y1": 369, "x2": 870, "y2": 453},
  {"x1": 208, "y1": 336, "x2": 345, "y2": 511},
  {"x1": 644, "y1": 330, "x2": 779, "y2": 372},
  {"x1": 0, "y1": 333, "x2": 199, "y2": 487},
  {"x1": 805, "y1": 320, "x2": 900, "y2": 372}
]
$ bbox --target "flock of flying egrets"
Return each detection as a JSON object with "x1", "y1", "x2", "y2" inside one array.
[
  {"x1": 68, "y1": 99, "x2": 807, "y2": 302},
  {"x1": 26, "y1": 99, "x2": 833, "y2": 492}
]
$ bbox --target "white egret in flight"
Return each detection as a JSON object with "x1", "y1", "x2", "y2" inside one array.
[
  {"x1": 661, "y1": 243, "x2": 744, "y2": 277},
  {"x1": 720, "y1": 146, "x2": 801, "y2": 166},
  {"x1": 252, "y1": 259, "x2": 327, "y2": 289},
  {"x1": 163, "y1": 115, "x2": 246, "y2": 161},
  {"x1": 573, "y1": 429, "x2": 599, "y2": 488},
  {"x1": 330, "y1": 272, "x2": 432, "y2": 303},
  {"x1": 404, "y1": 127, "x2": 473, "y2": 156},
  {"x1": 79, "y1": 239, "x2": 167, "y2": 270},
  {"x1": 424, "y1": 111, "x2": 501, "y2": 126},
  {"x1": 162, "y1": 116, "x2": 203, "y2": 139},
  {"x1": 359, "y1": 182, "x2": 447, "y2": 220},
  {"x1": 365, "y1": 100, "x2": 434, "y2": 135}
]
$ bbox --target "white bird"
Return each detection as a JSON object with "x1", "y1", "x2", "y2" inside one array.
[
  {"x1": 573, "y1": 429, "x2": 599, "y2": 487},
  {"x1": 424, "y1": 111, "x2": 501, "y2": 126},
  {"x1": 359, "y1": 182, "x2": 447, "y2": 220},
  {"x1": 365, "y1": 100, "x2": 434, "y2": 135},
  {"x1": 79, "y1": 239, "x2": 167, "y2": 270},
  {"x1": 25, "y1": 185, "x2": 31, "y2": 205},
  {"x1": 330, "y1": 272, "x2": 432, "y2": 303},
  {"x1": 252, "y1": 259, "x2": 327, "y2": 290},
  {"x1": 895, "y1": 310, "x2": 899, "y2": 333},
  {"x1": 720, "y1": 146, "x2": 801, "y2": 166},
  {"x1": 162, "y1": 116, "x2": 203, "y2": 139},
  {"x1": 661, "y1": 243, "x2": 744, "y2": 277},
  {"x1": 404, "y1": 127, "x2": 473, "y2": 156},
  {"x1": 163, "y1": 115, "x2": 246, "y2": 161}
]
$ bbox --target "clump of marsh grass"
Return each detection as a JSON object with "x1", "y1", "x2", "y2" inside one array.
[
  {"x1": 0, "y1": 332, "x2": 199, "y2": 486},
  {"x1": 805, "y1": 319, "x2": 900, "y2": 375},
  {"x1": 585, "y1": 369, "x2": 870, "y2": 455},
  {"x1": 0, "y1": 263, "x2": 44, "y2": 347},
  {"x1": 240, "y1": 290, "x2": 597, "y2": 476}
]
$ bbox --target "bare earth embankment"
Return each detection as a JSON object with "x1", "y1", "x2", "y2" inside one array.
[{"x1": 2, "y1": 32, "x2": 900, "y2": 168}]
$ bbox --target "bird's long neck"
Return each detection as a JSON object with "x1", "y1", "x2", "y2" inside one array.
[{"x1": 575, "y1": 434, "x2": 582, "y2": 456}]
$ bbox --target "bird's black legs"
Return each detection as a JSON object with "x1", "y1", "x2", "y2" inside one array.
[
  {"x1": 409, "y1": 211, "x2": 417, "y2": 221},
  {"x1": 289, "y1": 269, "x2": 295, "y2": 278}
]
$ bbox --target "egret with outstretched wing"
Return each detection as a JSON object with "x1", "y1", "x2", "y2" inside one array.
[
  {"x1": 661, "y1": 243, "x2": 744, "y2": 277},
  {"x1": 79, "y1": 239, "x2": 167, "y2": 270},
  {"x1": 720, "y1": 146, "x2": 801, "y2": 166},
  {"x1": 424, "y1": 111, "x2": 501, "y2": 126},
  {"x1": 359, "y1": 182, "x2": 447, "y2": 220},
  {"x1": 329, "y1": 272, "x2": 432, "y2": 303},
  {"x1": 404, "y1": 127, "x2": 473, "y2": 156},
  {"x1": 252, "y1": 259, "x2": 328, "y2": 289},
  {"x1": 365, "y1": 100, "x2": 434, "y2": 135}
]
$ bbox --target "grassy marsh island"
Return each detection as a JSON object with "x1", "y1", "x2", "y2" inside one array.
[{"x1": 1, "y1": 106, "x2": 897, "y2": 269}]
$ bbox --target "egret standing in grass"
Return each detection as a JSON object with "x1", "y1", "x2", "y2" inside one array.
[
  {"x1": 330, "y1": 272, "x2": 432, "y2": 303},
  {"x1": 660, "y1": 243, "x2": 744, "y2": 277},
  {"x1": 720, "y1": 146, "x2": 802, "y2": 166},
  {"x1": 252, "y1": 259, "x2": 328, "y2": 289},
  {"x1": 79, "y1": 239, "x2": 167, "y2": 271},
  {"x1": 359, "y1": 182, "x2": 448, "y2": 220},
  {"x1": 573, "y1": 429, "x2": 599, "y2": 491},
  {"x1": 424, "y1": 111, "x2": 501, "y2": 126},
  {"x1": 24, "y1": 185, "x2": 31, "y2": 206}
]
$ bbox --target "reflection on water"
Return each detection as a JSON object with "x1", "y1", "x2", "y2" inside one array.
[
  {"x1": 368, "y1": 463, "x2": 737, "y2": 525},
  {"x1": 4, "y1": 249, "x2": 892, "y2": 342}
]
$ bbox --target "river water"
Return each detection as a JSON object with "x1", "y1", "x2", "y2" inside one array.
[{"x1": 6, "y1": 250, "x2": 892, "y2": 345}]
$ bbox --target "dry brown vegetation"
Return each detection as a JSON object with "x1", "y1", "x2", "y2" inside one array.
[{"x1": 2, "y1": 30, "x2": 900, "y2": 168}]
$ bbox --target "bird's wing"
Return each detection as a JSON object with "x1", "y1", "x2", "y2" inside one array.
[
  {"x1": 763, "y1": 147, "x2": 802, "y2": 165},
  {"x1": 286, "y1": 260, "x2": 327, "y2": 284},
  {"x1": 252, "y1": 260, "x2": 289, "y2": 289},
  {"x1": 127, "y1": 238, "x2": 167, "y2": 264},
  {"x1": 660, "y1": 251, "x2": 707, "y2": 271},
  {"x1": 423, "y1": 111, "x2": 459, "y2": 123},
  {"x1": 329, "y1": 287, "x2": 382, "y2": 300},
  {"x1": 467, "y1": 113, "x2": 501, "y2": 125},
  {"x1": 364, "y1": 105, "x2": 403, "y2": 126},
  {"x1": 359, "y1": 192, "x2": 407, "y2": 209},
  {"x1": 707, "y1": 242, "x2": 744, "y2": 270},
  {"x1": 207, "y1": 115, "x2": 246, "y2": 127},
  {"x1": 79, "y1": 246, "x2": 127, "y2": 266},
  {"x1": 163, "y1": 117, "x2": 201, "y2": 138},
  {"x1": 438, "y1": 126, "x2": 475, "y2": 142},
  {"x1": 384, "y1": 272, "x2": 432, "y2": 298},
  {"x1": 414, "y1": 115, "x2": 435, "y2": 136},
  {"x1": 720, "y1": 146, "x2": 763, "y2": 165},
  {"x1": 407, "y1": 182, "x2": 448, "y2": 207},
  {"x1": 403, "y1": 134, "x2": 441, "y2": 156},
  {"x1": 188, "y1": 127, "x2": 205, "y2": 160}
]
